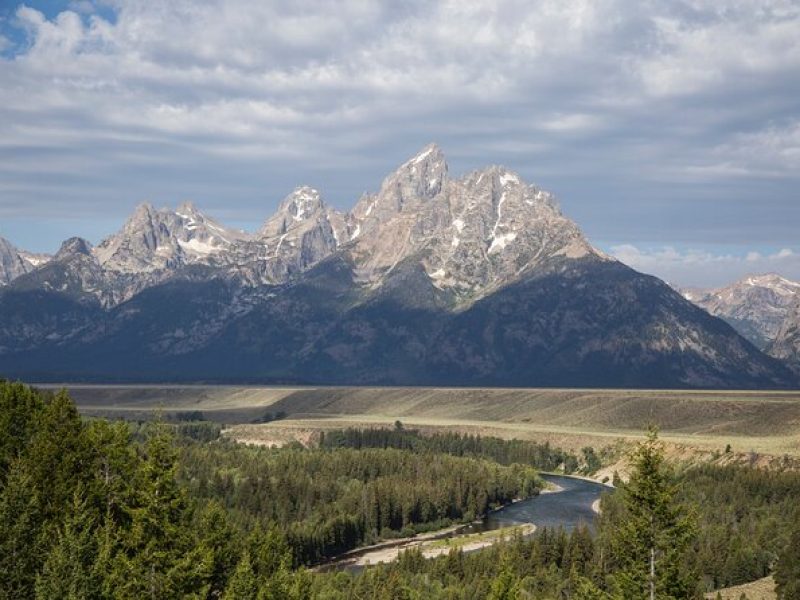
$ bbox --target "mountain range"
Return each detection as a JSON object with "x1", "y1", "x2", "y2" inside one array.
[
  {"x1": 679, "y1": 274, "x2": 800, "y2": 372},
  {"x1": 0, "y1": 144, "x2": 796, "y2": 388}
]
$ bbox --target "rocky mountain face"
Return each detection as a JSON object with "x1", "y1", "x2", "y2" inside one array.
[
  {"x1": 767, "y1": 300, "x2": 800, "y2": 371},
  {"x1": 682, "y1": 274, "x2": 800, "y2": 349},
  {"x1": 94, "y1": 201, "x2": 249, "y2": 273},
  {"x1": 346, "y1": 144, "x2": 599, "y2": 304},
  {"x1": 0, "y1": 236, "x2": 49, "y2": 285},
  {"x1": 248, "y1": 186, "x2": 347, "y2": 283},
  {"x1": 0, "y1": 145, "x2": 796, "y2": 388}
]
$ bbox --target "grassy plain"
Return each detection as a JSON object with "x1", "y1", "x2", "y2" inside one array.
[
  {"x1": 52, "y1": 384, "x2": 800, "y2": 462},
  {"x1": 705, "y1": 576, "x2": 776, "y2": 600}
]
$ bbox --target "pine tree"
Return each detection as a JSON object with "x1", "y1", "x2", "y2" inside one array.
[
  {"x1": 224, "y1": 549, "x2": 258, "y2": 600},
  {"x1": 488, "y1": 556, "x2": 521, "y2": 600},
  {"x1": 246, "y1": 526, "x2": 301, "y2": 600},
  {"x1": 35, "y1": 489, "x2": 100, "y2": 600},
  {"x1": 0, "y1": 460, "x2": 45, "y2": 599},
  {"x1": 775, "y1": 516, "x2": 800, "y2": 599},
  {"x1": 92, "y1": 515, "x2": 123, "y2": 600},
  {"x1": 23, "y1": 390, "x2": 88, "y2": 521},
  {"x1": 195, "y1": 500, "x2": 240, "y2": 596},
  {"x1": 573, "y1": 577, "x2": 613, "y2": 600},
  {"x1": 83, "y1": 419, "x2": 138, "y2": 528},
  {"x1": 608, "y1": 427, "x2": 698, "y2": 599},
  {"x1": 249, "y1": 526, "x2": 293, "y2": 579},
  {"x1": 0, "y1": 381, "x2": 44, "y2": 481},
  {"x1": 109, "y1": 423, "x2": 196, "y2": 599}
]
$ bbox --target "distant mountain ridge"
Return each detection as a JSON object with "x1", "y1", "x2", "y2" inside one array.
[
  {"x1": 0, "y1": 145, "x2": 796, "y2": 388},
  {"x1": 679, "y1": 273, "x2": 800, "y2": 350}
]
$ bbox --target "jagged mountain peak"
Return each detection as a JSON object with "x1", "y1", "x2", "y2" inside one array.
[
  {"x1": 125, "y1": 201, "x2": 159, "y2": 226},
  {"x1": 175, "y1": 201, "x2": 203, "y2": 219},
  {"x1": 1, "y1": 237, "x2": 52, "y2": 285},
  {"x1": 251, "y1": 186, "x2": 343, "y2": 280},
  {"x1": 704, "y1": 272, "x2": 800, "y2": 306},
  {"x1": 260, "y1": 186, "x2": 331, "y2": 238},
  {"x1": 94, "y1": 201, "x2": 246, "y2": 274},
  {"x1": 461, "y1": 165, "x2": 559, "y2": 210},
  {"x1": 387, "y1": 143, "x2": 448, "y2": 201},
  {"x1": 173, "y1": 202, "x2": 249, "y2": 246},
  {"x1": 351, "y1": 145, "x2": 449, "y2": 230},
  {"x1": 344, "y1": 149, "x2": 604, "y2": 302},
  {"x1": 399, "y1": 142, "x2": 445, "y2": 168},
  {"x1": 55, "y1": 237, "x2": 94, "y2": 260},
  {"x1": 274, "y1": 186, "x2": 325, "y2": 222},
  {"x1": 284, "y1": 185, "x2": 323, "y2": 208},
  {"x1": 134, "y1": 200, "x2": 156, "y2": 214}
]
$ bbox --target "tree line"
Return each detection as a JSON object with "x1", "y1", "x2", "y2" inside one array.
[
  {"x1": 179, "y1": 440, "x2": 541, "y2": 564},
  {"x1": 676, "y1": 463, "x2": 800, "y2": 590},
  {"x1": 319, "y1": 425, "x2": 602, "y2": 475}
]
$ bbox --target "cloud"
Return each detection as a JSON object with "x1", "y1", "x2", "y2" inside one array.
[
  {"x1": 610, "y1": 244, "x2": 800, "y2": 287},
  {"x1": 0, "y1": 0, "x2": 798, "y2": 257},
  {"x1": 638, "y1": 5, "x2": 800, "y2": 99}
]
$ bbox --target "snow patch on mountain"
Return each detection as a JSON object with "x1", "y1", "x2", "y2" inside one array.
[
  {"x1": 409, "y1": 146, "x2": 434, "y2": 165},
  {"x1": 177, "y1": 238, "x2": 222, "y2": 256},
  {"x1": 488, "y1": 232, "x2": 517, "y2": 254}
]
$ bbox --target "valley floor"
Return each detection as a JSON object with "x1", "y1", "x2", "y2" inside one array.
[{"x1": 56, "y1": 384, "x2": 800, "y2": 469}]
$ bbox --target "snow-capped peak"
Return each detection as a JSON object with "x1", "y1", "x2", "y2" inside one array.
[
  {"x1": 175, "y1": 201, "x2": 202, "y2": 221},
  {"x1": 94, "y1": 202, "x2": 247, "y2": 273},
  {"x1": 281, "y1": 186, "x2": 324, "y2": 222},
  {"x1": 343, "y1": 147, "x2": 603, "y2": 302},
  {"x1": 742, "y1": 273, "x2": 800, "y2": 295},
  {"x1": 498, "y1": 170, "x2": 521, "y2": 187},
  {"x1": 685, "y1": 272, "x2": 800, "y2": 349},
  {"x1": 260, "y1": 186, "x2": 330, "y2": 239},
  {"x1": 402, "y1": 143, "x2": 442, "y2": 167},
  {"x1": 389, "y1": 143, "x2": 448, "y2": 198}
]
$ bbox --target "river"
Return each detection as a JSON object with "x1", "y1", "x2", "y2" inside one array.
[
  {"x1": 483, "y1": 473, "x2": 610, "y2": 532},
  {"x1": 319, "y1": 473, "x2": 611, "y2": 572}
]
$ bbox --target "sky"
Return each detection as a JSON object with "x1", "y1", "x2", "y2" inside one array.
[{"x1": 0, "y1": 0, "x2": 799, "y2": 287}]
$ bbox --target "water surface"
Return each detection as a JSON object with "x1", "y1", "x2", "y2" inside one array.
[{"x1": 488, "y1": 474, "x2": 608, "y2": 531}]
